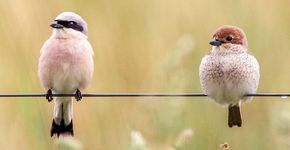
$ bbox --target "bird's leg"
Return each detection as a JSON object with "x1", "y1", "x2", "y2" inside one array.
[
  {"x1": 75, "y1": 89, "x2": 82, "y2": 101},
  {"x1": 46, "y1": 89, "x2": 53, "y2": 102},
  {"x1": 228, "y1": 104, "x2": 242, "y2": 127}
]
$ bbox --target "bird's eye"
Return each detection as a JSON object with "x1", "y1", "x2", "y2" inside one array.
[
  {"x1": 69, "y1": 21, "x2": 77, "y2": 25},
  {"x1": 226, "y1": 36, "x2": 233, "y2": 41}
]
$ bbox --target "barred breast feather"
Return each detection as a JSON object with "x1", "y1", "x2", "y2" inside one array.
[{"x1": 199, "y1": 44, "x2": 260, "y2": 105}]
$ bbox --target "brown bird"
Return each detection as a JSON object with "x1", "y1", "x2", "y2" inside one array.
[{"x1": 199, "y1": 25, "x2": 260, "y2": 127}]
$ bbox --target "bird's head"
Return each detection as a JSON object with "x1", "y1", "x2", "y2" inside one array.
[
  {"x1": 50, "y1": 12, "x2": 88, "y2": 38},
  {"x1": 209, "y1": 25, "x2": 248, "y2": 48}
]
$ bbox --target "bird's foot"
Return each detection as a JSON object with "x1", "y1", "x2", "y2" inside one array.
[
  {"x1": 46, "y1": 89, "x2": 53, "y2": 102},
  {"x1": 51, "y1": 119, "x2": 74, "y2": 137},
  {"x1": 75, "y1": 89, "x2": 82, "y2": 101}
]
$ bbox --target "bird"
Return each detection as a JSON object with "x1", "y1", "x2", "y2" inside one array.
[
  {"x1": 38, "y1": 12, "x2": 94, "y2": 136},
  {"x1": 199, "y1": 25, "x2": 260, "y2": 127}
]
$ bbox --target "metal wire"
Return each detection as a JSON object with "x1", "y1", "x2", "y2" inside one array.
[{"x1": 0, "y1": 93, "x2": 289, "y2": 98}]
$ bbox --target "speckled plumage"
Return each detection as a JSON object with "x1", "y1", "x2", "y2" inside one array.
[
  {"x1": 199, "y1": 25, "x2": 260, "y2": 127},
  {"x1": 200, "y1": 44, "x2": 259, "y2": 105}
]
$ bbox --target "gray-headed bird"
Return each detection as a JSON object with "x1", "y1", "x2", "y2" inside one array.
[
  {"x1": 38, "y1": 12, "x2": 94, "y2": 136},
  {"x1": 199, "y1": 25, "x2": 259, "y2": 127}
]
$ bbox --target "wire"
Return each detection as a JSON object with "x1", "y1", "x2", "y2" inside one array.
[
  {"x1": 0, "y1": 93, "x2": 289, "y2": 98},
  {"x1": 246, "y1": 93, "x2": 290, "y2": 97}
]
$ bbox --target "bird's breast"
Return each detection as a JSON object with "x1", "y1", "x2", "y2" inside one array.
[
  {"x1": 202, "y1": 54, "x2": 252, "y2": 83},
  {"x1": 39, "y1": 38, "x2": 94, "y2": 93},
  {"x1": 199, "y1": 52, "x2": 259, "y2": 105}
]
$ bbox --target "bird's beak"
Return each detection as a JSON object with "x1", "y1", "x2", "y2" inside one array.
[
  {"x1": 50, "y1": 23, "x2": 64, "y2": 29},
  {"x1": 209, "y1": 39, "x2": 222, "y2": 46}
]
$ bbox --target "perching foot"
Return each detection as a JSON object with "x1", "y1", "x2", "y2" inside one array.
[
  {"x1": 75, "y1": 89, "x2": 82, "y2": 101},
  {"x1": 46, "y1": 89, "x2": 53, "y2": 102}
]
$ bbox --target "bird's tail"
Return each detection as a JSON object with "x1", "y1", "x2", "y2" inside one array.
[
  {"x1": 51, "y1": 97, "x2": 74, "y2": 137},
  {"x1": 51, "y1": 118, "x2": 73, "y2": 137},
  {"x1": 228, "y1": 104, "x2": 242, "y2": 127}
]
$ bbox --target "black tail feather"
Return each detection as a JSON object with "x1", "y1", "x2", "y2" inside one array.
[
  {"x1": 228, "y1": 104, "x2": 242, "y2": 127},
  {"x1": 51, "y1": 119, "x2": 74, "y2": 137}
]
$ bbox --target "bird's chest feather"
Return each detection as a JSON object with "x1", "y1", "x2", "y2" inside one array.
[
  {"x1": 52, "y1": 42, "x2": 82, "y2": 75},
  {"x1": 205, "y1": 54, "x2": 248, "y2": 85},
  {"x1": 44, "y1": 39, "x2": 87, "y2": 91}
]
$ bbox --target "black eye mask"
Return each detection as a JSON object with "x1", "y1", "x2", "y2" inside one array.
[{"x1": 55, "y1": 20, "x2": 84, "y2": 32}]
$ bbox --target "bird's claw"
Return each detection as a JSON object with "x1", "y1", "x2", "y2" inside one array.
[
  {"x1": 46, "y1": 89, "x2": 53, "y2": 102},
  {"x1": 75, "y1": 89, "x2": 82, "y2": 101}
]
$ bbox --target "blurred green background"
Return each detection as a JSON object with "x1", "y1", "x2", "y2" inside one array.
[{"x1": 0, "y1": 0, "x2": 290, "y2": 149}]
